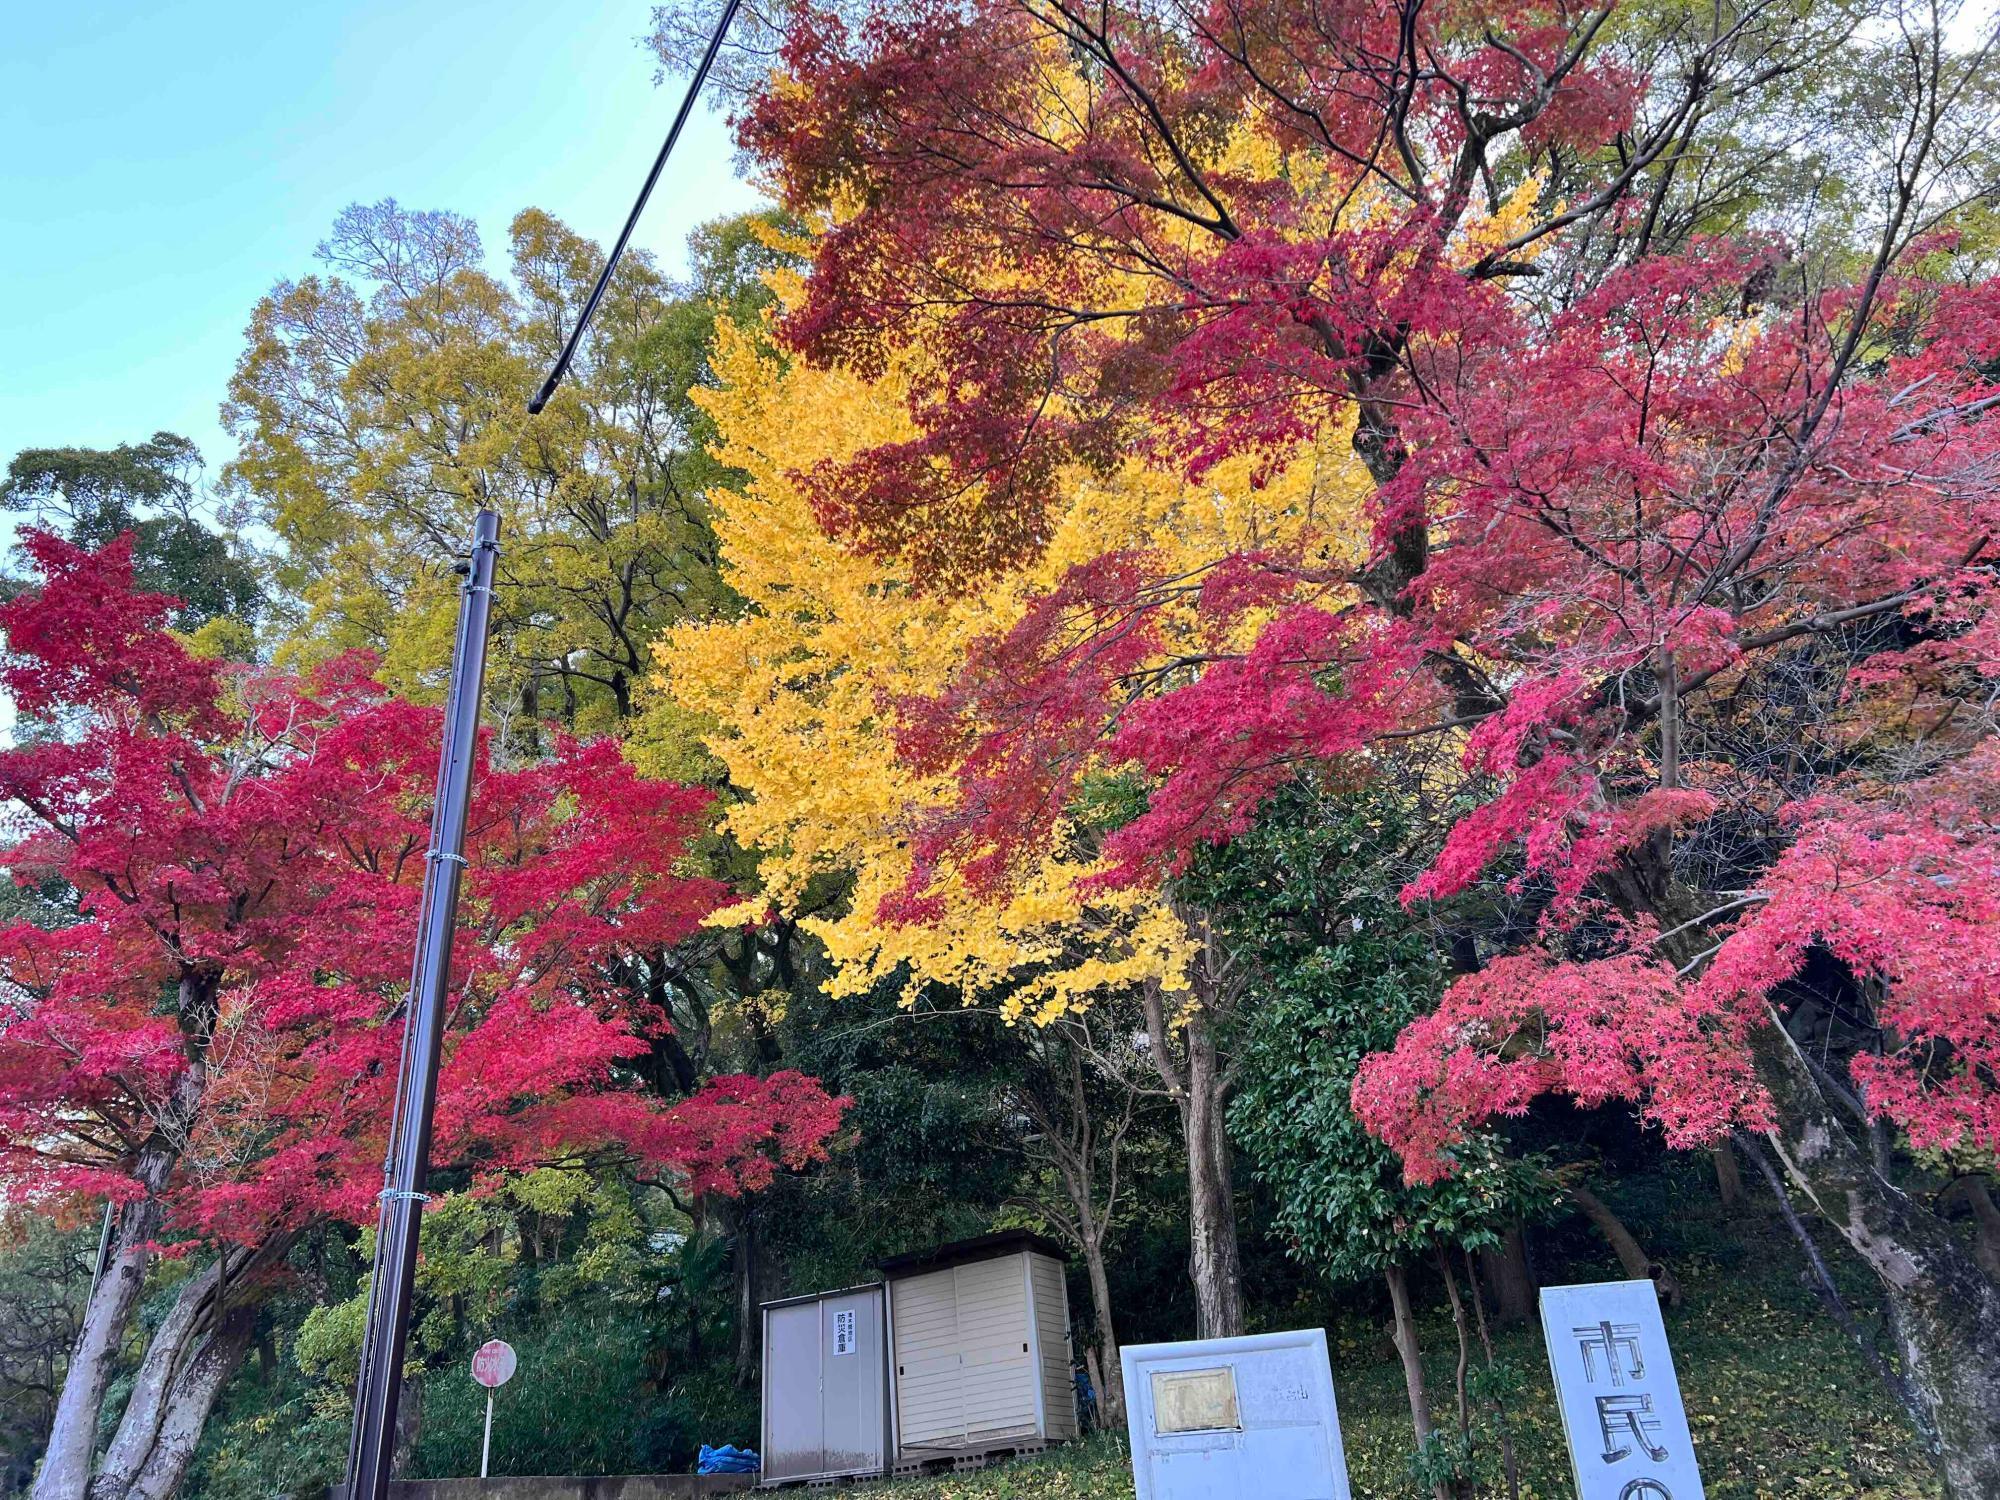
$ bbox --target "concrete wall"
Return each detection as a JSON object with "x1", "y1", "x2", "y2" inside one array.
[{"x1": 326, "y1": 1475, "x2": 753, "y2": 1500}]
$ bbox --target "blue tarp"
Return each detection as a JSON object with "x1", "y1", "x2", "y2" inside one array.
[{"x1": 696, "y1": 1444, "x2": 760, "y2": 1475}]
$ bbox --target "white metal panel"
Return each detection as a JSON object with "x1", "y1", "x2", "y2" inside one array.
[
  {"x1": 759, "y1": 1287, "x2": 889, "y2": 1484},
  {"x1": 761, "y1": 1300, "x2": 825, "y2": 1482},
  {"x1": 1122, "y1": 1330, "x2": 1351, "y2": 1500},
  {"x1": 819, "y1": 1289, "x2": 888, "y2": 1478}
]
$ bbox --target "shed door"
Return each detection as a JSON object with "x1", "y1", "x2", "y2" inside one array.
[
  {"x1": 953, "y1": 1255, "x2": 1035, "y2": 1442},
  {"x1": 818, "y1": 1290, "x2": 886, "y2": 1476},
  {"x1": 762, "y1": 1300, "x2": 826, "y2": 1481},
  {"x1": 893, "y1": 1255, "x2": 1037, "y2": 1453},
  {"x1": 893, "y1": 1269, "x2": 964, "y2": 1449}
]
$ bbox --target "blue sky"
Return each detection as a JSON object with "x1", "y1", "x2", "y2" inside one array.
[{"x1": 1, "y1": 0, "x2": 762, "y2": 480}]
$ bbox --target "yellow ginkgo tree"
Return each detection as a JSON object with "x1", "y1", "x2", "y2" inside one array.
[{"x1": 657, "y1": 229, "x2": 1375, "y2": 1343}]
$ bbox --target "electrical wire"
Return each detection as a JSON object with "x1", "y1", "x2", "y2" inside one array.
[{"x1": 527, "y1": 0, "x2": 746, "y2": 414}]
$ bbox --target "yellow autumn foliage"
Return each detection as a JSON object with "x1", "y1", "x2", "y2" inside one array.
[{"x1": 659, "y1": 237, "x2": 1371, "y2": 1022}]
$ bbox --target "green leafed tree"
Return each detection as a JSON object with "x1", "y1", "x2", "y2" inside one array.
[
  {"x1": 1, "y1": 434, "x2": 262, "y2": 639},
  {"x1": 224, "y1": 200, "x2": 795, "y2": 737},
  {"x1": 1208, "y1": 780, "x2": 1553, "y2": 1497}
]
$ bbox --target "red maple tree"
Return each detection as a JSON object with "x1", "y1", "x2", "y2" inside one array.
[
  {"x1": 0, "y1": 533, "x2": 847, "y2": 1500},
  {"x1": 727, "y1": 0, "x2": 2000, "y2": 1487}
]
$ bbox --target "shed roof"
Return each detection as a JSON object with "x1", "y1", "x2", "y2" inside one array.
[
  {"x1": 758, "y1": 1280, "x2": 884, "y2": 1312},
  {"x1": 877, "y1": 1228, "x2": 1069, "y2": 1278}
]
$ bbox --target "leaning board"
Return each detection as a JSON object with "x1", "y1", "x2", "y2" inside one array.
[{"x1": 1540, "y1": 1279, "x2": 1706, "y2": 1500}]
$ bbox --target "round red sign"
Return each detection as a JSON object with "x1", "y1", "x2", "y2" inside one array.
[{"x1": 471, "y1": 1339, "x2": 517, "y2": 1389}]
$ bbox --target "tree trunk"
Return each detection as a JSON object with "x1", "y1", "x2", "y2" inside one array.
[
  {"x1": 1384, "y1": 1263, "x2": 1432, "y2": 1441},
  {"x1": 1085, "y1": 1346, "x2": 1109, "y2": 1432},
  {"x1": 1712, "y1": 1142, "x2": 1744, "y2": 1211},
  {"x1": 1478, "y1": 1225, "x2": 1536, "y2": 1327},
  {"x1": 1568, "y1": 1183, "x2": 1683, "y2": 1308},
  {"x1": 1757, "y1": 1014, "x2": 2000, "y2": 1499},
  {"x1": 1383, "y1": 1263, "x2": 1448, "y2": 1500},
  {"x1": 1141, "y1": 982, "x2": 1245, "y2": 1340},
  {"x1": 391, "y1": 1375, "x2": 423, "y2": 1481},
  {"x1": 733, "y1": 1204, "x2": 759, "y2": 1388},
  {"x1": 91, "y1": 1249, "x2": 251, "y2": 1500},
  {"x1": 1181, "y1": 1013, "x2": 1244, "y2": 1339},
  {"x1": 34, "y1": 1136, "x2": 180, "y2": 1500},
  {"x1": 122, "y1": 1307, "x2": 257, "y2": 1500},
  {"x1": 1079, "y1": 1230, "x2": 1125, "y2": 1427},
  {"x1": 1940, "y1": 1176, "x2": 2000, "y2": 1286}
]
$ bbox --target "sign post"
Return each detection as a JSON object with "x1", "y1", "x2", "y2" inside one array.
[
  {"x1": 470, "y1": 1339, "x2": 517, "y2": 1479},
  {"x1": 1541, "y1": 1280, "x2": 1706, "y2": 1500}
]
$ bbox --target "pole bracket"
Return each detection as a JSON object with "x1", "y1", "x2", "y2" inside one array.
[
  {"x1": 378, "y1": 1189, "x2": 432, "y2": 1205},
  {"x1": 425, "y1": 851, "x2": 469, "y2": 867}
]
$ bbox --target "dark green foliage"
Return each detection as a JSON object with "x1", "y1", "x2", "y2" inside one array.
[
  {"x1": 1196, "y1": 781, "x2": 1550, "y2": 1283},
  {"x1": 412, "y1": 1316, "x2": 735, "y2": 1479},
  {"x1": 1, "y1": 433, "x2": 262, "y2": 631}
]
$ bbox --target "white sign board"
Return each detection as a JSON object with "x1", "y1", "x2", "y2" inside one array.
[
  {"x1": 470, "y1": 1338, "x2": 516, "y2": 1389},
  {"x1": 1541, "y1": 1280, "x2": 1705, "y2": 1500},
  {"x1": 832, "y1": 1306, "x2": 857, "y2": 1355},
  {"x1": 1122, "y1": 1329, "x2": 1351, "y2": 1500}
]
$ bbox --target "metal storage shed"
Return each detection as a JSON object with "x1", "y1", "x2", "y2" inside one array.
[
  {"x1": 880, "y1": 1230, "x2": 1077, "y2": 1463},
  {"x1": 758, "y1": 1283, "x2": 891, "y2": 1485}
]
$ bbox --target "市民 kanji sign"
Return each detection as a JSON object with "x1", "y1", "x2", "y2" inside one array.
[{"x1": 1541, "y1": 1280, "x2": 1705, "y2": 1500}]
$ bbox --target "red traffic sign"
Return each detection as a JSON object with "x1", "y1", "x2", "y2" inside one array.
[{"x1": 471, "y1": 1339, "x2": 517, "y2": 1389}]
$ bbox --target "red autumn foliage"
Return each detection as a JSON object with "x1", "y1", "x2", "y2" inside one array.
[
  {"x1": 744, "y1": 0, "x2": 2000, "y2": 1179},
  {"x1": 0, "y1": 533, "x2": 847, "y2": 1247},
  {"x1": 743, "y1": 0, "x2": 1645, "y2": 584}
]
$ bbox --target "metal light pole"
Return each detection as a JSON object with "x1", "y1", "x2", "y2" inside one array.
[
  {"x1": 344, "y1": 509, "x2": 500, "y2": 1500},
  {"x1": 340, "y1": 6, "x2": 743, "y2": 1487}
]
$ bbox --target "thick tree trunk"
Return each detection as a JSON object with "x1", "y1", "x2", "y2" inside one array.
[
  {"x1": 122, "y1": 1307, "x2": 256, "y2": 1500},
  {"x1": 90, "y1": 1250, "x2": 250, "y2": 1500},
  {"x1": 1182, "y1": 1014, "x2": 1243, "y2": 1338},
  {"x1": 47, "y1": 1221, "x2": 285, "y2": 1500},
  {"x1": 1479, "y1": 1225, "x2": 1536, "y2": 1327},
  {"x1": 33, "y1": 1141, "x2": 178, "y2": 1500},
  {"x1": 1569, "y1": 1183, "x2": 1683, "y2": 1308},
  {"x1": 1757, "y1": 1015, "x2": 2000, "y2": 1499}
]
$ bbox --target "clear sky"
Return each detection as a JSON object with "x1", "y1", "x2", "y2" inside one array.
[{"x1": 1, "y1": 0, "x2": 762, "y2": 480}]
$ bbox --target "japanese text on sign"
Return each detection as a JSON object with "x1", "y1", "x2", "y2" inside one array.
[
  {"x1": 832, "y1": 1307, "x2": 856, "y2": 1356},
  {"x1": 1541, "y1": 1281, "x2": 1705, "y2": 1500}
]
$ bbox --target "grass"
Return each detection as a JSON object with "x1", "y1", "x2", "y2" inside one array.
[{"x1": 866, "y1": 1206, "x2": 1941, "y2": 1500}]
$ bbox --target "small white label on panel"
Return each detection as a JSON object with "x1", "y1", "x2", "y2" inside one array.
[{"x1": 833, "y1": 1307, "x2": 857, "y2": 1355}]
